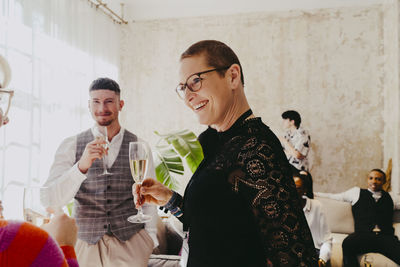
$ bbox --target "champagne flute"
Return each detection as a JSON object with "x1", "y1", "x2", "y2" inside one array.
[
  {"x1": 0, "y1": 89, "x2": 14, "y2": 126},
  {"x1": 94, "y1": 125, "x2": 112, "y2": 176},
  {"x1": 23, "y1": 187, "x2": 53, "y2": 225},
  {"x1": 127, "y1": 141, "x2": 152, "y2": 223}
]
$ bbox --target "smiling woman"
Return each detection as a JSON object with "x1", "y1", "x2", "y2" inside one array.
[{"x1": 136, "y1": 40, "x2": 318, "y2": 267}]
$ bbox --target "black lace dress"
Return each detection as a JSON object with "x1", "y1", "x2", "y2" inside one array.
[{"x1": 164, "y1": 116, "x2": 318, "y2": 267}]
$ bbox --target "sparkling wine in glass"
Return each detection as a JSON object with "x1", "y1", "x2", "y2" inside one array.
[
  {"x1": 94, "y1": 125, "x2": 112, "y2": 176},
  {"x1": 127, "y1": 141, "x2": 152, "y2": 223}
]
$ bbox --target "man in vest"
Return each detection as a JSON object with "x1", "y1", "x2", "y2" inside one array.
[
  {"x1": 44, "y1": 77, "x2": 158, "y2": 267},
  {"x1": 315, "y1": 169, "x2": 400, "y2": 266}
]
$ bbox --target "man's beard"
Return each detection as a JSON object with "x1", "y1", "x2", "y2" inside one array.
[
  {"x1": 95, "y1": 112, "x2": 113, "y2": 126},
  {"x1": 97, "y1": 119, "x2": 113, "y2": 126}
]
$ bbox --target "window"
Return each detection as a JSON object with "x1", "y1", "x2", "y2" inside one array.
[{"x1": 0, "y1": 0, "x2": 121, "y2": 219}]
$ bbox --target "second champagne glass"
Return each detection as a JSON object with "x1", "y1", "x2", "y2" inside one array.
[
  {"x1": 127, "y1": 141, "x2": 152, "y2": 223},
  {"x1": 23, "y1": 187, "x2": 53, "y2": 226},
  {"x1": 94, "y1": 125, "x2": 112, "y2": 176}
]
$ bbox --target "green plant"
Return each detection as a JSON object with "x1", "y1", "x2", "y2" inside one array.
[
  {"x1": 66, "y1": 201, "x2": 74, "y2": 216},
  {"x1": 154, "y1": 129, "x2": 204, "y2": 190}
]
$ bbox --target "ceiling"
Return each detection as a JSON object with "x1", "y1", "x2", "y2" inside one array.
[{"x1": 107, "y1": 0, "x2": 384, "y2": 22}]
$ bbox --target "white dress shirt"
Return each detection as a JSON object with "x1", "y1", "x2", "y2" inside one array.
[
  {"x1": 303, "y1": 197, "x2": 333, "y2": 262},
  {"x1": 316, "y1": 187, "x2": 400, "y2": 211},
  {"x1": 315, "y1": 187, "x2": 387, "y2": 205},
  {"x1": 43, "y1": 126, "x2": 159, "y2": 247},
  {"x1": 315, "y1": 187, "x2": 361, "y2": 206}
]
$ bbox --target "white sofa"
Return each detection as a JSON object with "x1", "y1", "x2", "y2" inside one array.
[{"x1": 316, "y1": 197, "x2": 400, "y2": 267}]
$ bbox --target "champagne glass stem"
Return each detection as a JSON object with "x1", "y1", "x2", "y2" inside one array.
[
  {"x1": 136, "y1": 182, "x2": 145, "y2": 217},
  {"x1": 137, "y1": 206, "x2": 144, "y2": 218},
  {"x1": 98, "y1": 126, "x2": 111, "y2": 175},
  {"x1": 104, "y1": 126, "x2": 107, "y2": 142},
  {"x1": 102, "y1": 157, "x2": 108, "y2": 174}
]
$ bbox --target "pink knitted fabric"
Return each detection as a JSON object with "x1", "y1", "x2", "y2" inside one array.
[{"x1": 0, "y1": 220, "x2": 78, "y2": 267}]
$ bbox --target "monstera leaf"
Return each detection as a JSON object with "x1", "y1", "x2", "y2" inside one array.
[{"x1": 154, "y1": 129, "x2": 204, "y2": 190}]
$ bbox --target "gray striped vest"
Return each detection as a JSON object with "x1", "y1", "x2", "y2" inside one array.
[{"x1": 74, "y1": 129, "x2": 144, "y2": 244}]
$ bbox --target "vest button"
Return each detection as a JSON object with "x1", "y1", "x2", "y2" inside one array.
[
  {"x1": 103, "y1": 224, "x2": 107, "y2": 229},
  {"x1": 107, "y1": 199, "x2": 111, "y2": 204},
  {"x1": 107, "y1": 211, "x2": 111, "y2": 216},
  {"x1": 107, "y1": 185, "x2": 111, "y2": 190}
]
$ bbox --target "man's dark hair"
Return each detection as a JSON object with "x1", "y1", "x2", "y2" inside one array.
[
  {"x1": 282, "y1": 110, "x2": 301, "y2": 128},
  {"x1": 370, "y1": 168, "x2": 386, "y2": 182},
  {"x1": 89, "y1": 77, "x2": 120, "y2": 94},
  {"x1": 180, "y1": 40, "x2": 245, "y2": 86}
]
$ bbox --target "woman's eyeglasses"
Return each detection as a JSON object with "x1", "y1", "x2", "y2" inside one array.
[{"x1": 175, "y1": 66, "x2": 230, "y2": 99}]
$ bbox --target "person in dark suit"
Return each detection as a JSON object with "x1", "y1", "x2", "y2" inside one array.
[{"x1": 316, "y1": 169, "x2": 400, "y2": 266}]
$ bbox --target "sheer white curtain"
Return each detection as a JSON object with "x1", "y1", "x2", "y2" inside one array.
[{"x1": 0, "y1": 0, "x2": 121, "y2": 217}]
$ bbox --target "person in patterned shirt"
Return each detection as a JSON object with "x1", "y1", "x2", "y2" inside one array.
[
  {"x1": 279, "y1": 110, "x2": 311, "y2": 171},
  {"x1": 134, "y1": 40, "x2": 318, "y2": 267}
]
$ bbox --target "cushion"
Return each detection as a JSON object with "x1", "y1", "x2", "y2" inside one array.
[
  {"x1": 316, "y1": 196, "x2": 355, "y2": 234},
  {"x1": 164, "y1": 222, "x2": 183, "y2": 255},
  {"x1": 153, "y1": 216, "x2": 183, "y2": 256},
  {"x1": 154, "y1": 216, "x2": 168, "y2": 254}
]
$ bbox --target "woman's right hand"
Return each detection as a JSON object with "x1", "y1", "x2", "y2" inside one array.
[{"x1": 133, "y1": 178, "x2": 173, "y2": 207}]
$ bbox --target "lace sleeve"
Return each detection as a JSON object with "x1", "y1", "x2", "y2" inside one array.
[{"x1": 228, "y1": 137, "x2": 317, "y2": 266}]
